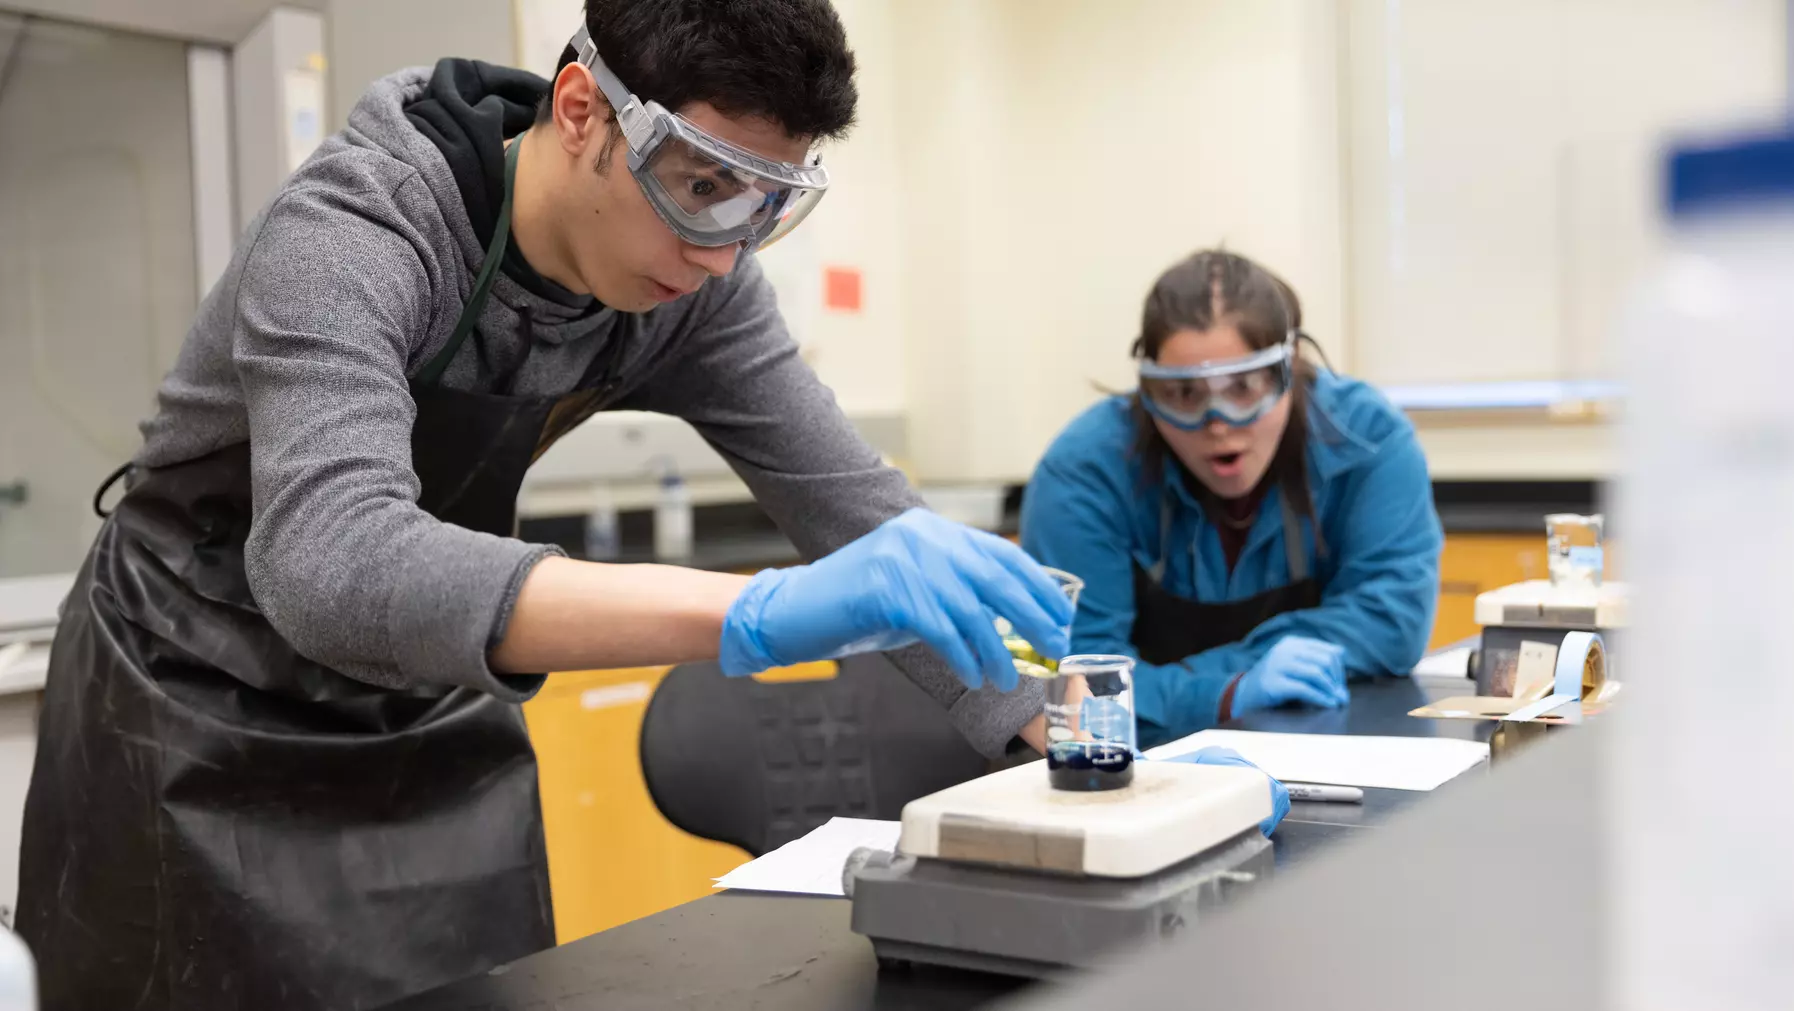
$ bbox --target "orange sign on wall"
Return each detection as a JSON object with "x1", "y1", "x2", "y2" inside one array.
[{"x1": 824, "y1": 266, "x2": 863, "y2": 312}]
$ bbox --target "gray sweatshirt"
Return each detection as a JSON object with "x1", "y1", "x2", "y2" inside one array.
[{"x1": 135, "y1": 67, "x2": 1042, "y2": 757}]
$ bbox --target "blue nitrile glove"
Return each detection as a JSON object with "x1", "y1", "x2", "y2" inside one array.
[
  {"x1": 718, "y1": 508, "x2": 1074, "y2": 692},
  {"x1": 1163, "y1": 746, "x2": 1290, "y2": 836},
  {"x1": 1233, "y1": 635, "x2": 1349, "y2": 715}
]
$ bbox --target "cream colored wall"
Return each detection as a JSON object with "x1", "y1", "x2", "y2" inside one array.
[
  {"x1": 509, "y1": 0, "x2": 906, "y2": 416},
  {"x1": 1345, "y1": 0, "x2": 1786, "y2": 391},
  {"x1": 333, "y1": 0, "x2": 1352, "y2": 483},
  {"x1": 1341, "y1": 0, "x2": 1785, "y2": 479},
  {"x1": 894, "y1": 0, "x2": 1348, "y2": 483},
  {"x1": 770, "y1": 0, "x2": 909, "y2": 415},
  {"x1": 517, "y1": 0, "x2": 1350, "y2": 481},
  {"x1": 513, "y1": 0, "x2": 580, "y2": 76},
  {"x1": 336, "y1": 0, "x2": 1791, "y2": 483}
]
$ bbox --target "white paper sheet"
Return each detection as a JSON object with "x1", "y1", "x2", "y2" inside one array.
[
  {"x1": 1145, "y1": 730, "x2": 1489, "y2": 792},
  {"x1": 712, "y1": 817, "x2": 901, "y2": 897},
  {"x1": 1411, "y1": 646, "x2": 1473, "y2": 677}
]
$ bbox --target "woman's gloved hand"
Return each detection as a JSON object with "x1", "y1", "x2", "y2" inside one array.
[
  {"x1": 1233, "y1": 635, "x2": 1349, "y2": 715},
  {"x1": 718, "y1": 508, "x2": 1074, "y2": 692},
  {"x1": 1162, "y1": 746, "x2": 1290, "y2": 836}
]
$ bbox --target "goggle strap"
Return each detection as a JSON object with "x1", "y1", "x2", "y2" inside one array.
[
  {"x1": 570, "y1": 26, "x2": 656, "y2": 151},
  {"x1": 1138, "y1": 342, "x2": 1290, "y2": 381}
]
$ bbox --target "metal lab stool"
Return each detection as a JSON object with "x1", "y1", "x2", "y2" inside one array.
[{"x1": 639, "y1": 654, "x2": 990, "y2": 856}]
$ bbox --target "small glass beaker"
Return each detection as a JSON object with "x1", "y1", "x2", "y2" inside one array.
[
  {"x1": 1043, "y1": 654, "x2": 1137, "y2": 792},
  {"x1": 996, "y1": 567, "x2": 1084, "y2": 679},
  {"x1": 1546, "y1": 513, "x2": 1605, "y2": 588}
]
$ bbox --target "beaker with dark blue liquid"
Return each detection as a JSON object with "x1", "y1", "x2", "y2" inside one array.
[{"x1": 1043, "y1": 655, "x2": 1138, "y2": 791}]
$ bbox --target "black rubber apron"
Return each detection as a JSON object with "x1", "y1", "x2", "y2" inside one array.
[
  {"x1": 17, "y1": 141, "x2": 626, "y2": 1011},
  {"x1": 1129, "y1": 487, "x2": 1322, "y2": 747}
]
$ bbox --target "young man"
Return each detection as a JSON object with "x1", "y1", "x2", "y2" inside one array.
[{"x1": 15, "y1": 3, "x2": 1069, "y2": 1008}]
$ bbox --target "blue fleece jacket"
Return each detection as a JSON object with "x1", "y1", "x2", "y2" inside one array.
[{"x1": 1020, "y1": 370, "x2": 1442, "y2": 745}]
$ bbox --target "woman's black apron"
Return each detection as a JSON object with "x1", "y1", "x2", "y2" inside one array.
[
  {"x1": 16, "y1": 141, "x2": 625, "y2": 1011},
  {"x1": 1129, "y1": 489, "x2": 1323, "y2": 746}
]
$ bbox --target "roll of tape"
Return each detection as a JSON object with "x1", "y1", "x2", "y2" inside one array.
[
  {"x1": 1505, "y1": 631, "x2": 1605, "y2": 722},
  {"x1": 1566, "y1": 630, "x2": 1607, "y2": 700}
]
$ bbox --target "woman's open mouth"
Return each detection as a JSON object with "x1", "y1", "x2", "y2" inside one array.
[{"x1": 1209, "y1": 451, "x2": 1245, "y2": 478}]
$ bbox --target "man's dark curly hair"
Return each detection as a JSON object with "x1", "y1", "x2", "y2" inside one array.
[{"x1": 535, "y1": 0, "x2": 859, "y2": 145}]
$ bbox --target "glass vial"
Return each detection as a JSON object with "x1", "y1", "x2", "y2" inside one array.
[
  {"x1": 1544, "y1": 512, "x2": 1604, "y2": 588},
  {"x1": 1043, "y1": 654, "x2": 1137, "y2": 792}
]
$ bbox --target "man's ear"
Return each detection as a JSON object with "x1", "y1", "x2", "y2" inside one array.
[{"x1": 552, "y1": 62, "x2": 613, "y2": 158}]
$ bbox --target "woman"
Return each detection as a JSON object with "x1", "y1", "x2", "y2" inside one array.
[{"x1": 1021, "y1": 250, "x2": 1442, "y2": 748}]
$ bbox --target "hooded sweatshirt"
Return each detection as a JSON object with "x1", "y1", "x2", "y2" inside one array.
[{"x1": 135, "y1": 61, "x2": 1043, "y2": 757}]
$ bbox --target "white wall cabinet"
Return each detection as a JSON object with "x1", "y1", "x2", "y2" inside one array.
[
  {"x1": 1345, "y1": 0, "x2": 1788, "y2": 388},
  {"x1": 0, "y1": 15, "x2": 202, "y2": 578}
]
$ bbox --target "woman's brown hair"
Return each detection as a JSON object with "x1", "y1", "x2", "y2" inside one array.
[{"x1": 1130, "y1": 249, "x2": 1330, "y2": 546}]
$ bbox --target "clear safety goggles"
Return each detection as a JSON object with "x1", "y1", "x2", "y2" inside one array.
[
  {"x1": 1137, "y1": 337, "x2": 1295, "y2": 430},
  {"x1": 571, "y1": 26, "x2": 829, "y2": 250}
]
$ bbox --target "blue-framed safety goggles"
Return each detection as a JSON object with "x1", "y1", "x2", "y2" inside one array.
[{"x1": 1137, "y1": 337, "x2": 1296, "y2": 430}]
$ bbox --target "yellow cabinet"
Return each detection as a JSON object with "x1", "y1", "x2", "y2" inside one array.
[
  {"x1": 522, "y1": 660, "x2": 842, "y2": 944},
  {"x1": 522, "y1": 666, "x2": 747, "y2": 944},
  {"x1": 1430, "y1": 534, "x2": 1547, "y2": 648},
  {"x1": 1430, "y1": 533, "x2": 1619, "y2": 648}
]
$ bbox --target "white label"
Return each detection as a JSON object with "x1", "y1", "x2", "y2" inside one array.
[{"x1": 1512, "y1": 641, "x2": 1559, "y2": 701}]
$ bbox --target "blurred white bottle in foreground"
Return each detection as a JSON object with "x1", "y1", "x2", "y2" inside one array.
[
  {"x1": 0, "y1": 926, "x2": 34, "y2": 1010},
  {"x1": 654, "y1": 465, "x2": 693, "y2": 561},
  {"x1": 1615, "y1": 130, "x2": 1794, "y2": 1009}
]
